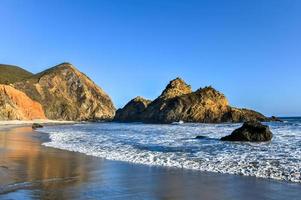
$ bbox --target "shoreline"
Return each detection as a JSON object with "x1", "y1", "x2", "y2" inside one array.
[
  {"x1": 0, "y1": 120, "x2": 76, "y2": 131},
  {"x1": 0, "y1": 124, "x2": 301, "y2": 199}
]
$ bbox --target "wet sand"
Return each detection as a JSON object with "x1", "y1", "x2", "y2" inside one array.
[{"x1": 0, "y1": 126, "x2": 300, "y2": 200}]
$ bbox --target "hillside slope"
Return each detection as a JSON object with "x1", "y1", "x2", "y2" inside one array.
[
  {"x1": 0, "y1": 64, "x2": 33, "y2": 84},
  {"x1": 13, "y1": 63, "x2": 115, "y2": 121}
]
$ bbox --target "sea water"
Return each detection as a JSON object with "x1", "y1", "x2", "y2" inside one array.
[{"x1": 42, "y1": 117, "x2": 301, "y2": 183}]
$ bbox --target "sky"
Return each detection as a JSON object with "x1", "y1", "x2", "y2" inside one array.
[{"x1": 0, "y1": 0, "x2": 300, "y2": 116}]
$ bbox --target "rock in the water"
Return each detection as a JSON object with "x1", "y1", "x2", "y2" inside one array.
[
  {"x1": 13, "y1": 63, "x2": 115, "y2": 121},
  {"x1": 195, "y1": 135, "x2": 207, "y2": 139},
  {"x1": 32, "y1": 123, "x2": 43, "y2": 129},
  {"x1": 269, "y1": 116, "x2": 283, "y2": 122},
  {"x1": 114, "y1": 96, "x2": 151, "y2": 122},
  {"x1": 116, "y1": 77, "x2": 269, "y2": 124},
  {"x1": 0, "y1": 84, "x2": 46, "y2": 120},
  {"x1": 221, "y1": 121, "x2": 273, "y2": 142}
]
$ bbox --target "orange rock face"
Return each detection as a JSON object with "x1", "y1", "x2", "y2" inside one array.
[{"x1": 0, "y1": 84, "x2": 46, "y2": 120}]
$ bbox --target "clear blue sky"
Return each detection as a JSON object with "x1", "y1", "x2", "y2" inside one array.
[{"x1": 0, "y1": 0, "x2": 300, "y2": 116}]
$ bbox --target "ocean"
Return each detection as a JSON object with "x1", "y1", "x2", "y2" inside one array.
[{"x1": 42, "y1": 117, "x2": 301, "y2": 183}]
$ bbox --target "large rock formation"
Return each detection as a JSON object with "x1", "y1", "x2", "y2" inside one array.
[
  {"x1": 13, "y1": 63, "x2": 115, "y2": 121},
  {"x1": 114, "y1": 77, "x2": 270, "y2": 123},
  {"x1": 114, "y1": 96, "x2": 151, "y2": 122},
  {"x1": 0, "y1": 84, "x2": 46, "y2": 120},
  {"x1": 221, "y1": 121, "x2": 273, "y2": 142}
]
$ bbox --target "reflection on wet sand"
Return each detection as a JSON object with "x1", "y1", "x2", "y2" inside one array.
[
  {"x1": 0, "y1": 126, "x2": 97, "y2": 198},
  {"x1": 0, "y1": 126, "x2": 301, "y2": 200}
]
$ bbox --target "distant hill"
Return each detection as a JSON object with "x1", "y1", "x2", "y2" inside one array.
[{"x1": 0, "y1": 64, "x2": 33, "y2": 84}]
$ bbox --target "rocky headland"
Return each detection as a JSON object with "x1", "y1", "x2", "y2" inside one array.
[
  {"x1": 114, "y1": 77, "x2": 274, "y2": 123},
  {"x1": 0, "y1": 63, "x2": 115, "y2": 121}
]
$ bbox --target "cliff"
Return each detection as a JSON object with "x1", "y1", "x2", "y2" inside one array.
[
  {"x1": 114, "y1": 78, "x2": 269, "y2": 123},
  {"x1": 0, "y1": 84, "x2": 46, "y2": 120},
  {"x1": 12, "y1": 63, "x2": 115, "y2": 121}
]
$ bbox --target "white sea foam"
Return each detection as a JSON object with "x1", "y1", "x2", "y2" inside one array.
[{"x1": 42, "y1": 119, "x2": 301, "y2": 183}]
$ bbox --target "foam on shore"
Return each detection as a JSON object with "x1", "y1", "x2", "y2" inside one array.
[{"x1": 42, "y1": 120, "x2": 301, "y2": 183}]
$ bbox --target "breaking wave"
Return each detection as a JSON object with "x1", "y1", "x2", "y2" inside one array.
[{"x1": 42, "y1": 118, "x2": 301, "y2": 183}]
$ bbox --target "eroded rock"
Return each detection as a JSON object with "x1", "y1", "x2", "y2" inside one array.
[
  {"x1": 0, "y1": 84, "x2": 46, "y2": 120},
  {"x1": 114, "y1": 96, "x2": 151, "y2": 122}
]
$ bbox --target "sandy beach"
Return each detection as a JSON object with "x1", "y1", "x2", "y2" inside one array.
[{"x1": 0, "y1": 124, "x2": 300, "y2": 200}]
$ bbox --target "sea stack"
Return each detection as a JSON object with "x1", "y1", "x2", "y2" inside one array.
[{"x1": 114, "y1": 77, "x2": 270, "y2": 123}]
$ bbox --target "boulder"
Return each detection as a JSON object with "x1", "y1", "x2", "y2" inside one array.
[
  {"x1": 221, "y1": 121, "x2": 273, "y2": 142},
  {"x1": 32, "y1": 123, "x2": 43, "y2": 129}
]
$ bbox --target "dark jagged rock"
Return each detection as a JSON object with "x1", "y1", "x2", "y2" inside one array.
[
  {"x1": 269, "y1": 116, "x2": 283, "y2": 122},
  {"x1": 221, "y1": 121, "x2": 273, "y2": 142},
  {"x1": 13, "y1": 63, "x2": 115, "y2": 121},
  {"x1": 115, "y1": 77, "x2": 271, "y2": 124},
  {"x1": 32, "y1": 123, "x2": 43, "y2": 129},
  {"x1": 114, "y1": 96, "x2": 151, "y2": 122},
  {"x1": 195, "y1": 135, "x2": 208, "y2": 139}
]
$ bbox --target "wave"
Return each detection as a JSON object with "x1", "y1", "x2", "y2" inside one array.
[{"x1": 42, "y1": 121, "x2": 301, "y2": 183}]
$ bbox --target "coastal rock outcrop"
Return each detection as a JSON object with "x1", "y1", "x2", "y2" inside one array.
[
  {"x1": 13, "y1": 63, "x2": 115, "y2": 121},
  {"x1": 114, "y1": 96, "x2": 151, "y2": 122},
  {"x1": 0, "y1": 84, "x2": 46, "y2": 120},
  {"x1": 32, "y1": 123, "x2": 43, "y2": 129},
  {"x1": 115, "y1": 77, "x2": 271, "y2": 123},
  {"x1": 221, "y1": 121, "x2": 273, "y2": 142}
]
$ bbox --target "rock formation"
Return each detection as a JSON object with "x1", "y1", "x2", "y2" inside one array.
[
  {"x1": 221, "y1": 121, "x2": 273, "y2": 142},
  {"x1": 0, "y1": 84, "x2": 46, "y2": 120},
  {"x1": 115, "y1": 77, "x2": 271, "y2": 123},
  {"x1": 114, "y1": 96, "x2": 151, "y2": 122},
  {"x1": 12, "y1": 63, "x2": 115, "y2": 121},
  {"x1": 32, "y1": 123, "x2": 44, "y2": 129}
]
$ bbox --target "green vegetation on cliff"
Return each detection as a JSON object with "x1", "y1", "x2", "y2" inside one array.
[{"x1": 0, "y1": 64, "x2": 33, "y2": 84}]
